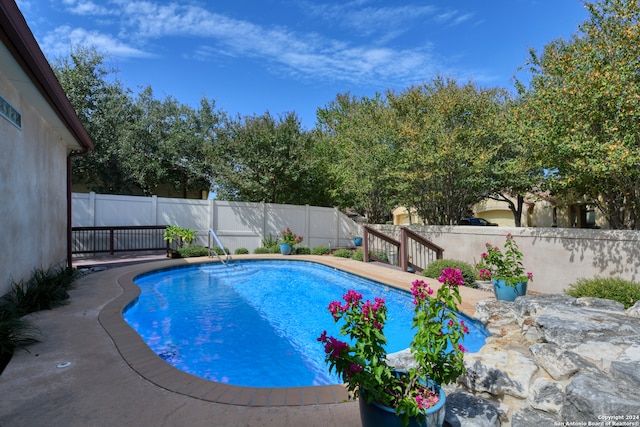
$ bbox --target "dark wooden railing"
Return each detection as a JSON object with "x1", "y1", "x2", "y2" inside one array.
[
  {"x1": 71, "y1": 225, "x2": 169, "y2": 255},
  {"x1": 363, "y1": 226, "x2": 400, "y2": 265},
  {"x1": 363, "y1": 226, "x2": 444, "y2": 273},
  {"x1": 398, "y1": 227, "x2": 444, "y2": 273}
]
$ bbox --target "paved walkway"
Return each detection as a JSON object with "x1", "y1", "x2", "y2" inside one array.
[{"x1": 0, "y1": 255, "x2": 493, "y2": 427}]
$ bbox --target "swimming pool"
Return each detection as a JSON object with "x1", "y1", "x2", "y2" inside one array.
[{"x1": 124, "y1": 259, "x2": 488, "y2": 388}]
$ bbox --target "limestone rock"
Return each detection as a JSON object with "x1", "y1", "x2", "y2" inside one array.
[
  {"x1": 528, "y1": 378, "x2": 563, "y2": 414},
  {"x1": 575, "y1": 296, "x2": 625, "y2": 312},
  {"x1": 627, "y1": 300, "x2": 640, "y2": 317},
  {"x1": 610, "y1": 360, "x2": 640, "y2": 387},
  {"x1": 459, "y1": 347, "x2": 538, "y2": 399},
  {"x1": 386, "y1": 348, "x2": 417, "y2": 370},
  {"x1": 534, "y1": 308, "x2": 640, "y2": 348},
  {"x1": 444, "y1": 391, "x2": 500, "y2": 427},
  {"x1": 513, "y1": 294, "x2": 576, "y2": 318},
  {"x1": 569, "y1": 341, "x2": 626, "y2": 370},
  {"x1": 619, "y1": 344, "x2": 640, "y2": 362},
  {"x1": 511, "y1": 408, "x2": 559, "y2": 427},
  {"x1": 473, "y1": 299, "x2": 518, "y2": 326},
  {"x1": 562, "y1": 373, "x2": 640, "y2": 421},
  {"x1": 529, "y1": 343, "x2": 599, "y2": 381}
]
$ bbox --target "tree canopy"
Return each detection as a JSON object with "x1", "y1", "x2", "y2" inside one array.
[
  {"x1": 518, "y1": 0, "x2": 640, "y2": 229},
  {"x1": 55, "y1": 0, "x2": 640, "y2": 230}
]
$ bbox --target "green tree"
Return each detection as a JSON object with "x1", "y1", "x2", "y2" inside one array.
[
  {"x1": 120, "y1": 88, "x2": 219, "y2": 196},
  {"x1": 390, "y1": 77, "x2": 506, "y2": 225},
  {"x1": 484, "y1": 98, "x2": 544, "y2": 227},
  {"x1": 54, "y1": 46, "x2": 219, "y2": 197},
  {"x1": 519, "y1": 0, "x2": 640, "y2": 229},
  {"x1": 316, "y1": 93, "x2": 399, "y2": 223},
  {"x1": 211, "y1": 111, "x2": 328, "y2": 204},
  {"x1": 53, "y1": 46, "x2": 136, "y2": 194}
]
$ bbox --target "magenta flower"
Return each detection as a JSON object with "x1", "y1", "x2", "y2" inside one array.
[
  {"x1": 438, "y1": 268, "x2": 465, "y2": 287},
  {"x1": 323, "y1": 336, "x2": 349, "y2": 358},
  {"x1": 527, "y1": 272, "x2": 533, "y2": 280},
  {"x1": 478, "y1": 268, "x2": 491, "y2": 280},
  {"x1": 460, "y1": 320, "x2": 470, "y2": 334},
  {"x1": 328, "y1": 300, "x2": 343, "y2": 320},
  {"x1": 458, "y1": 344, "x2": 468, "y2": 353},
  {"x1": 343, "y1": 290, "x2": 363, "y2": 305}
]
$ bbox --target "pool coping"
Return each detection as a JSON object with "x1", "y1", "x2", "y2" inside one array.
[{"x1": 98, "y1": 255, "x2": 490, "y2": 407}]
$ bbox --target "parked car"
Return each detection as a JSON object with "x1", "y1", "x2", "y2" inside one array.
[{"x1": 458, "y1": 217, "x2": 498, "y2": 226}]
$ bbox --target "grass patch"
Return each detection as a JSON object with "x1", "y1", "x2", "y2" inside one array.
[{"x1": 565, "y1": 276, "x2": 640, "y2": 309}]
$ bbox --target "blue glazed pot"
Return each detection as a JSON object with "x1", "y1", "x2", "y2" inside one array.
[
  {"x1": 353, "y1": 237, "x2": 363, "y2": 246},
  {"x1": 358, "y1": 379, "x2": 446, "y2": 427},
  {"x1": 492, "y1": 279, "x2": 527, "y2": 301},
  {"x1": 279, "y1": 243, "x2": 292, "y2": 255}
]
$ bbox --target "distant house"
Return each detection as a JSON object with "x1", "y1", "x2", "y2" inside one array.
[
  {"x1": 0, "y1": 1, "x2": 93, "y2": 295},
  {"x1": 392, "y1": 197, "x2": 606, "y2": 229}
]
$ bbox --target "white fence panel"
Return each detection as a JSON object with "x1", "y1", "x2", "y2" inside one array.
[
  {"x1": 213, "y1": 201, "x2": 265, "y2": 251},
  {"x1": 95, "y1": 194, "x2": 157, "y2": 226},
  {"x1": 72, "y1": 193, "x2": 361, "y2": 253},
  {"x1": 157, "y1": 197, "x2": 210, "y2": 246},
  {"x1": 71, "y1": 193, "x2": 92, "y2": 226}
]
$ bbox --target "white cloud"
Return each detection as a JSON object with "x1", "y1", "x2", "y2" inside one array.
[
  {"x1": 37, "y1": 0, "x2": 447, "y2": 87},
  {"x1": 435, "y1": 10, "x2": 475, "y2": 26},
  {"x1": 40, "y1": 26, "x2": 153, "y2": 59},
  {"x1": 62, "y1": 0, "x2": 112, "y2": 15}
]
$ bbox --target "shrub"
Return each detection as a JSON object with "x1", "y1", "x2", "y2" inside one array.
[
  {"x1": 333, "y1": 249, "x2": 353, "y2": 258},
  {"x1": 177, "y1": 245, "x2": 209, "y2": 258},
  {"x1": 254, "y1": 247, "x2": 270, "y2": 254},
  {"x1": 311, "y1": 246, "x2": 331, "y2": 255},
  {"x1": 422, "y1": 259, "x2": 478, "y2": 288},
  {"x1": 211, "y1": 247, "x2": 231, "y2": 256},
  {"x1": 371, "y1": 251, "x2": 389, "y2": 263},
  {"x1": 294, "y1": 246, "x2": 311, "y2": 255},
  {"x1": 565, "y1": 276, "x2": 640, "y2": 309},
  {"x1": 234, "y1": 248, "x2": 249, "y2": 255},
  {"x1": 352, "y1": 249, "x2": 364, "y2": 262},
  {"x1": 269, "y1": 245, "x2": 281, "y2": 254},
  {"x1": 3, "y1": 267, "x2": 79, "y2": 315},
  {"x1": 0, "y1": 303, "x2": 40, "y2": 357},
  {"x1": 262, "y1": 234, "x2": 279, "y2": 248}
]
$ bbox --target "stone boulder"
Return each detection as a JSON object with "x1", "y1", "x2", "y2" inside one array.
[
  {"x1": 562, "y1": 373, "x2": 640, "y2": 420},
  {"x1": 453, "y1": 293, "x2": 640, "y2": 425},
  {"x1": 444, "y1": 391, "x2": 501, "y2": 427},
  {"x1": 528, "y1": 343, "x2": 599, "y2": 380},
  {"x1": 459, "y1": 346, "x2": 538, "y2": 399}
]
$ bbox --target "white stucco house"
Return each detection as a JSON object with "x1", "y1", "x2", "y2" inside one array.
[{"x1": 0, "y1": 0, "x2": 93, "y2": 296}]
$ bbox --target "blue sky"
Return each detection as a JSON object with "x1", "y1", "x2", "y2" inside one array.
[{"x1": 17, "y1": 0, "x2": 590, "y2": 129}]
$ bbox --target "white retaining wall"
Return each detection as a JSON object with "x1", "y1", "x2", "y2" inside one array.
[{"x1": 372, "y1": 224, "x2": 640, "y2": 294}]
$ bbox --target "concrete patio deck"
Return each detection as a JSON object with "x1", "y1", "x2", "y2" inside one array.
[{"x1": 0, "y1": 255, "x2": 494, "y2": 427}]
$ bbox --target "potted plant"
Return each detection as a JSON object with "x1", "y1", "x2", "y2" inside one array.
[
  {"x1": 318, "y1": 268, "x2": 469, "y2": 427},
  {"x1": 164, "y1": 226, "x2": 197, "y2": 257},
  {"x1": 476, "y1": 233, "x2": 533, "y2": 301},
  {"x1": 279, "y1": 228, "x2": 303, "y2": 255},
  {"x1": 349, "y1": 231, "x2": 363, "y2": 247}
]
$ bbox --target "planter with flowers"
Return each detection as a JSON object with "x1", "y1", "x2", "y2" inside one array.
[
  {"x1": 476, "y1": 233, "x2": 533, "y2": 302},
  {"x1": 279, "y1": 228, "x2": 303, "y2": 255},
  {"x1": 318, "y1": 268, "x2": 469, "y2": 427}
]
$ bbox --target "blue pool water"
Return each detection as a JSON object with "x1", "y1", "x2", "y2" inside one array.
[{"x1": 124, "y1": 260, "x2": 488, "y2": 388}]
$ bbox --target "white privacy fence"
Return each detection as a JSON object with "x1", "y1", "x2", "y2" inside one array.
[{"x1": 72, "y1": 192, "x2": 361, "y2": 252}]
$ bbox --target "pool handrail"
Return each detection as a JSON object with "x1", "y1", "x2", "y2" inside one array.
[{"x1": 208, "y1": 229, "x2": 230, "y2": 264}]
